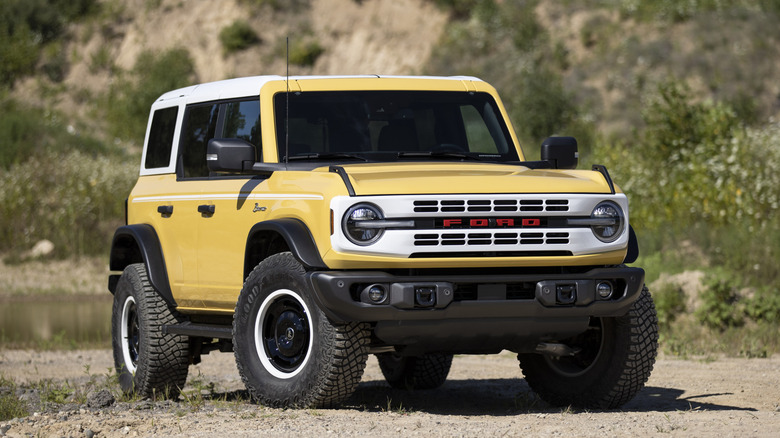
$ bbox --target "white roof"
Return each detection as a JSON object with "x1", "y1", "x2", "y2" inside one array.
[{"x1": 154, "y1": 75, "x2": 484, "y2": 106}]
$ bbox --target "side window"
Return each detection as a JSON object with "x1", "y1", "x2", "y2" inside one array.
[
  {"x1": 222, "y1": 100, "x2": 261, "y2": 152},
  {"x1": 145, "y1": 106, "x2": 178, "y2": 169},
  {"x1": 179, "y1": 103, "x2": 219, "y2": 178}
]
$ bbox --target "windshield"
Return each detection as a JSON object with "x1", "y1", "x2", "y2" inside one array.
[{"x1": 274, "y1": 91, "x2": 520, "y2": 162}]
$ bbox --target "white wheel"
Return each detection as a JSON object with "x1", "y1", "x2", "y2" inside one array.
[
  {"x1": 119, "y1": 295, "x2": 139, "y2": 375},
  {"x1": 254, "y1": 289, "x2": 314, "y2": 379}
]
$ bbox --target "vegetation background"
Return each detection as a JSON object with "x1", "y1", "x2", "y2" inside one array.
[{"x1": 0, "y1": 0, "x2": 778, "y2": 356}]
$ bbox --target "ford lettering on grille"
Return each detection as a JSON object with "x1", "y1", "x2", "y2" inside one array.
[{"x1": 439, "y1": 218, "x2": 544, "y2": 228}]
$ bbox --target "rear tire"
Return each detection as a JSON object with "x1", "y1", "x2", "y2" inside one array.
[
  {"x1": 518, "y1": 286, "x2": 658, "y2": 409},
  {"x1": 111, "y1": 263, "x2": 189, "y2": 399},
  {"x1": 377, "y1": 353, "x2": 453, "y2": 390},
  {"x1": 233, "y1": 252, "x2": 370, "y2": 408}
]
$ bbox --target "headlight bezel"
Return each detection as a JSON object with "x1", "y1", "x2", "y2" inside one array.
[
  {"x1": 590, "y1": 200, "x2": 625, "y2": 243},
  {"x1": 342, "y1": 203, "x2": 385, "y2": 246}
]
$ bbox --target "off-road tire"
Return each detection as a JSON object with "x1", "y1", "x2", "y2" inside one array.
[
  {"x1": 111, "y1": 263, "x2": 189, "y2": 399},
  {"x1": 517, "y1": 285, "x2": 658, "y2": 409},
  {"x1": 377, "y1": 353, "x2": 453, "y2": 390},
  {"x1": 233, "y1": 252, "x2": 370, "y2": 408}
]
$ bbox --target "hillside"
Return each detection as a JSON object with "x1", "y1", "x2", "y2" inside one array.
[
  {"x1": 11, "y1": 0, "x2": 447, "y2": 145},
  {"x1": 8, "y1": 1, "x2": 780, "y2": 146}
]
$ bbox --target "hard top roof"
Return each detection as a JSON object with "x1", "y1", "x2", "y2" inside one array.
[{"x1": 153, "y1": 75, "x2": 484, "y2": 106}]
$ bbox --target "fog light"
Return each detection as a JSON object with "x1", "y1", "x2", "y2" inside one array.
[
  {"x1": 368, "y1": 285, "x2": 387, "y2": 303},
  {"x1": 597, "y1": 281, "x2": 614, "y2": 299}
]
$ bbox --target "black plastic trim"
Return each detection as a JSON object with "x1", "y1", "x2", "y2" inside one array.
[
  {"x1": 592, "y1": 164, "x2": 616, "y2": 194},
  {"x1": 624, "y1": 224, "x2": 639, "y2": 264},
  {"x1": 164, "y1": 322, "x2": 232, "y2": 339},
  {"x1": 246, "y1": 218, "x2": 327, "y2": 271},
  {"x1": 329, "y1": 165, "x2": 356, "y2": 196},
  {"x1": 109, "y1": 224, "x2": 176, "y2": 307}
]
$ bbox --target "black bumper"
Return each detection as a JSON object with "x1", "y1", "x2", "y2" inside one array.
[
  {"x1": 308, "y1": 266, "x2": 644, "y2": 322},
  {"x1": 308, "y1": 266, "x2": 644, "y2": 354},
  {"x1": 309, "y1": 267, "x2": 645, "y2": 355}
]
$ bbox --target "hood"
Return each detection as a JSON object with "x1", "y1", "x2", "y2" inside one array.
[{"x1": 328, "y1": 162, "x2": 616, "y2": 195}]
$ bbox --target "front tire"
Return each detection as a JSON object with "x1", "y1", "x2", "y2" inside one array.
[
  {"x1": 111, "y1": 263, "x2": 189, "y2": 399},
  {"x1": 518, "y1": 286, "x2": 658, "y2": 409},
  {"x1": 233, "y1": 252, "x2": 370, "y2": 408},
  {"x1": 377, "y1": 353, "x2": 453, "y2": 390}
]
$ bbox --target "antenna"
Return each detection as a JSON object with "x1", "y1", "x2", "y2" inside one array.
[{"x1": 285, "y1": 36, "x2": 290, "y2": 169}]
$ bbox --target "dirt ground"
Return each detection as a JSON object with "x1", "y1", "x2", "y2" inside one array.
[{"x1": 1, "y1": 350, "x2": 779, "y2": 437}]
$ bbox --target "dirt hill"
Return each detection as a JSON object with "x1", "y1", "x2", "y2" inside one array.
[{"x1": 15, "y1": 0, "x2": 447, "y2": 134}]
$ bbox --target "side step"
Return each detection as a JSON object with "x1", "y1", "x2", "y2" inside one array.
[{"x1": 164, "y1": 322, "x2": 233, "y2": 339}]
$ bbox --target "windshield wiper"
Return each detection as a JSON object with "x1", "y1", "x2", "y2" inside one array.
[
  {"x1": 287, "y1": 153, "x2": 369, "y2": 162},
  {"x1": 396, "y1": 151, "x2": 483, "y2": 161}
]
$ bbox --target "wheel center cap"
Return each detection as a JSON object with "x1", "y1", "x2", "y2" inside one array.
[{"x1": 285, "y1": 327, "x2": 295, "y2": 341}]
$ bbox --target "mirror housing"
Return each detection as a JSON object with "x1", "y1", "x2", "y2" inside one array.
[
  {"x1": 206, "y1": 138, "x2": 256, "y2": 173},
  {"x1": 540, "y1": 136, "x2": 578, "y2": 169}
]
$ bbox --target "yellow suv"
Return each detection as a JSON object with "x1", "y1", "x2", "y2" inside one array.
[{"x1": 108, "y1": 75, "x2": 657, "y2": 409}]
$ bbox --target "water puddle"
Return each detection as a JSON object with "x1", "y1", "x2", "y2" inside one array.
[{"x1": 0, "y1": 296, "x2": 113, "y2": 347}]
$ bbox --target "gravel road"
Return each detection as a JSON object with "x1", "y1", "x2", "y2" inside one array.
[{"x1": 1, "y1": 349, "x2": 779, "y2": 437}]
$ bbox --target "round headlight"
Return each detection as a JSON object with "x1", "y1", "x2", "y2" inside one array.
[
  {"x1": 342, "y1": 203, "x2": 384, "y2": 245},
  {"x1": 591, "y1": 201, "x2": 624, "y2": 242}
]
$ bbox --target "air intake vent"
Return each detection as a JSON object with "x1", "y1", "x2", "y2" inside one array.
[{"x1": 413, "y1": 198, "x2": 569, "y2": 213}]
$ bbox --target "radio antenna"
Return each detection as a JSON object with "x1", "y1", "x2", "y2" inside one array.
[{"x1": 285, "y1": 36, "x2": 290, "y2": 169}]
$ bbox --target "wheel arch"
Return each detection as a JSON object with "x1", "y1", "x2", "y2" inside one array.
[
  {"x1": 623, "y1": 225, "x2": 639, "y2": 264},
  {"x1": 244, "y1": 218, "x2": 327, "y2": 280},
  {"x1": 109, "y1": 224, "x2": 176, "y2": 307}
]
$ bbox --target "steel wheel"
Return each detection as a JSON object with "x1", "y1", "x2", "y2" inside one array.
[
  {"x1": 120, "y1": 295, "x2": 140, "y2": 375},
  {"x1": 255, "y1": 289, "x2": 313, "y2": 378}
]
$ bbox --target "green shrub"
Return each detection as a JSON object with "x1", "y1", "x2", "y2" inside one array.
[
  {"x1": 105, "y1": 48, "x2": 196, "y2": 143},
  {"x1": 695, "y1": 273, "x2": 743, "y2": 330},
  {"x1": 219, "y1": 20, "x2": 261, "y2": 55},
  {"x1": 653, "y1": 282, "x2": 686, "y2": 329},
  {"x1": 0, "y1": 150, "x2": 137, "y2": 257},
  {"x1": 0, "y1": 98, "x2": 110, "y2": 170},
  {"x1": 745, "y1": 289, "x2": 780, "y2": 324},
  {"x1": 288, "y1": 39, "x2": 325, "y2": 66},
  {"x1": 0, "y1": 0, "x2": 97, "y2": 87}
]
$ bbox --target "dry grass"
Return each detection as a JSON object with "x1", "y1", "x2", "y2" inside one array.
[{"x1": 0, "y1": 255, "x2": 107, "y2": 298}]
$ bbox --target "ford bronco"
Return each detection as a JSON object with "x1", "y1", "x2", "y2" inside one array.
[{"x1": 108, "y1": 75, "x2": 658, "y2": 409}]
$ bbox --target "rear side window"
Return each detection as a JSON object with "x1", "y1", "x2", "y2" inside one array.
[{"x1": 144, "y1": 106, "x2": 178, "y2": 169}]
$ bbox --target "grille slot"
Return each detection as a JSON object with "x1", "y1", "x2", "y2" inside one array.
[
  {"x1": 413, "y1": 198, "x2": 569, "y2": 213},
  {"x1": 413, "y1": 231, "x2": 569, "y2": 247}
]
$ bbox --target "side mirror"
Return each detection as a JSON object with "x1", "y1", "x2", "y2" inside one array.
[
  {"x1": 540, "y1": 136, "x2": 578, "y2": 169},
  {"x1": 207, "y1": 138, "x2": 256, "y2": 172}
]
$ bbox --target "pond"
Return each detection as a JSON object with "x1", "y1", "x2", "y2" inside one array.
[{"x1": 0, "y1": 296, "x2": 113, "y2": 348}]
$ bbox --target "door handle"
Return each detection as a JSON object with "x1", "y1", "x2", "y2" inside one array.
[
  {"x1": 157, "y1": 205, "x2": 173, "y2": 216},
  {"x1": 198, "y1": 204, "x2": 215, "y2": 215}
]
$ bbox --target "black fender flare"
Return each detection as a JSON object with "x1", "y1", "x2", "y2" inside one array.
[
  {"x1": 109, "y1": 224, "x2": 176, "y2": 307},
  {"x1": 624, "y1": 225, "x2": 640, "y2": 264},
  {"x1": 245, "y1": 218, "x2": 327, "y2": 276}
]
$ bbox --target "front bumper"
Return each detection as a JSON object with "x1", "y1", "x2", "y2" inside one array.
[
  {"x1": 309, "y1": 266, "x2": 644, "y2": 322},
  {"x1": 308, "y1": 266, "x2": 644, "y2": 354}
]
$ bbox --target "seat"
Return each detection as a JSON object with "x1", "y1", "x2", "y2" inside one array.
[{"x1": 378, "y1": 119, "x2": 419, "y2": 152}]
